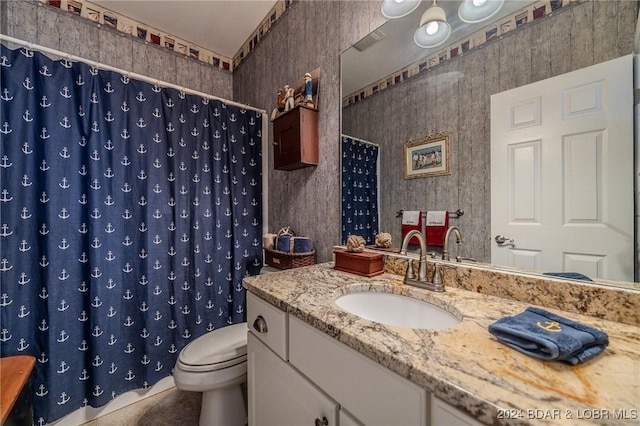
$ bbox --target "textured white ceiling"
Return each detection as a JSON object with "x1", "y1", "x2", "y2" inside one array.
[{"x1": 91, "y1": 0, "x2": 278, "y2": 58}]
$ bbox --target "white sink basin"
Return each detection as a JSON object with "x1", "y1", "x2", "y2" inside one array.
[{"x1": 334, "y1": 291, "x2": 461, "y2": 330}]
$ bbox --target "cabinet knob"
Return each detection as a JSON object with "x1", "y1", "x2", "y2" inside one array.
[
  {"x1": 314, "y1": 416, "x2": 328, "y2": 426},
  {"x1": 252, "y1": 315, "x2": 268, "y2": 333}
]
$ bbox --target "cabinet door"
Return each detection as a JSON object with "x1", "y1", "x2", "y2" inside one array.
[
  {"x1": 273, "y1": 109, "x2": 301, "y2": 169},
  {"x1": 248, "y1": 333, "x2": 338, "y2": 426},
  {"x1": 432, "y1": 396, "x2": 484, "y2": 426},
  {"x1": 339, "y1": 408, "x2": 364, "y2": 426},
  {"x1": 289, "y1": 316, "x2": 427, "y2": 426},
  {"x1": 273, "y1": 106, "x2": 318, "y2": 170}
]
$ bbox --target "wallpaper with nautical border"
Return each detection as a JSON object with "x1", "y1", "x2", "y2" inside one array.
[
  {"x1": 36, "y1": 0, "x2": 296, "y2": 73},
  {"x1": 343, "y1": 0, "x2": 580, "y2": 106}
]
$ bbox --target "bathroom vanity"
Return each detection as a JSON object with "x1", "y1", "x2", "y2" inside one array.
[
  {"x1": 244, "y1": 262, "x2": 640, "y2": 426},
  {"x1": 247, "y1": 292, "x2": 455, "y2": 426}
]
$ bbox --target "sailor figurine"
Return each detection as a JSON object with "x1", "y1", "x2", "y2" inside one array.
[
  {"x1": 283, "y1": 84, "x2": 295, "y2": 112},
  {"x1": 303, "y1": 72, "x2": 313, "y2": 106}
]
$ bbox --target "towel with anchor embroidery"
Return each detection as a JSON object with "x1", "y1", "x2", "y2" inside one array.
[{"x1": 488, "y1": 307, "x2": 609, "y2": 365}]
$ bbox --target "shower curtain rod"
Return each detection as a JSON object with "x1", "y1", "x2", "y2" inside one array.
[
  {"x1": 342, "y1": 134, "x2": 380, "y2": 147},
  {"x1": 0, "y1": 34, "x2": 266, "y2": 114}
]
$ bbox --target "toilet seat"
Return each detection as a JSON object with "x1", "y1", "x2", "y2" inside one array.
[{"x1": 177, "y1": 322, "x2": 247, "y2": 373}]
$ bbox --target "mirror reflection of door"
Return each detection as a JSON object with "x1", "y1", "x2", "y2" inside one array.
[
  {"x1": 490, "y1": 54, "x2": 634, "y2": 281},
  {"x1": 341, "y1": 135, "x2": 380, "y2": 245}
]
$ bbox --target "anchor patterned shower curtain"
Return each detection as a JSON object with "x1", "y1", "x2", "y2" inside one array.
[
  {"x1": 0, "y1": 45, "x2": 262, "y2": 424},
  {"x1": 341, "y1": 135, "x2": 379, "y2": 245}
]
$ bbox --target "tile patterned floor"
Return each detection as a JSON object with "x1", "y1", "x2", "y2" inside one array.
[{"x1": 79, "y1": 388, "x2": 201, "y2": 426}]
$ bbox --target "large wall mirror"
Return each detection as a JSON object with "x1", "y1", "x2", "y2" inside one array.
[{"x1": 340, "y1": 0, "x2": 638, "y2": 288}]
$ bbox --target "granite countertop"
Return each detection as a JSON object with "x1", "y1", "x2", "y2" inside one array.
[{"x1": 243, "y1": 263, "x2": 640, "y2": 426}]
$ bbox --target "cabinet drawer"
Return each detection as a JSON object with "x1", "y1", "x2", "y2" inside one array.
[
  {"x1": 247, "y1": 293, "x2": 288, "y2": 360},
  {"x1": 289, "y1": 316, "x2": 427, "y2": 426}
]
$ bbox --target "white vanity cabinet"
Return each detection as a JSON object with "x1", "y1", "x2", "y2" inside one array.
[
  {"x1": 247, "y1": 294, "x2": 338, "y2": 426},
  {"x1": 248, "y1": 333, "x2": 338, "y2": 426},
  {"x1": 247, "y1": 292, "x2": 482, "y2": 426}
]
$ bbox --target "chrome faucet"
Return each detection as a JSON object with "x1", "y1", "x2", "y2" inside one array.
[
  {"x1": 442, "y1": 226, "x2": 463, "y2": 261},
  {"x1": 399, "y1": 230, "x2": 443, "y2": 292}
]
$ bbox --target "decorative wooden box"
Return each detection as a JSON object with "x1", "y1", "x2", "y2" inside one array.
[{"x1": 333, "y1": 249, "x2": 384, "y2": 277}]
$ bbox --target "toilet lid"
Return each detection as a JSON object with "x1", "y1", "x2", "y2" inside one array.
[{"x1": 178, "y1": 322, "x2": 247, "y2": 370}]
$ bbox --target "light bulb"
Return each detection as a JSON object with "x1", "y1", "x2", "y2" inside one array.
[
  {"x1": 426, "y1": 21, "x2": 439, "y2": 35},
  {"x1": 394, "y1": 0, "x2": 405, "y2": 3},
  {"x1": 472, "y1": 0, "x2": 487, "y2": 6}
]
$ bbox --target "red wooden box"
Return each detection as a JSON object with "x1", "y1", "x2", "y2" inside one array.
[{"x1": 333, "y1": 249, "x2": 384, "y2": 277}]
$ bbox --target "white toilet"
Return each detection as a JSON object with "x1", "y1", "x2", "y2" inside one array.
[{"x1": 173, "y1": 322, "x2": 248, "y2": 426}]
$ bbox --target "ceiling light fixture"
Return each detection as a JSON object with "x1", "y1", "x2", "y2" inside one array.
[
  {"x1": 413, "y1": 0, "x2": 451, "y2": 49},
  {"x1": 458, "y1": 0, "x2": 505, "y2": 23},
  {"x1": 381, "y1": 0, "x2": 422, "y2": 19}
]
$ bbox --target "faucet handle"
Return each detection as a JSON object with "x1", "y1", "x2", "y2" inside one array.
[
  {"x1": 431, "y1": 264, "x2": 444, "y2": 292},
  {"x1": 405, "y1": 260, "x2": 416, "y2": 280},
  {"x1": 432, "y1": 264, "x2": 442, "y2": 283},
  {"x1": 431, "y1": 263, "x2": 455, "y2": 292}
]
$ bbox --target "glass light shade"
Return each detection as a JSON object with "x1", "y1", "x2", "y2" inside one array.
[
  {"x1": 381, "y1": 0, "x2": 422, "y2": 19},
  {"x1": 413, "y1": 21, "x2": 451, "y2": 48},
  {"x1": 418, "y1": 1, "x2": 447, "y2": 27},
  {"x1": 458, "y1": 0, "x2": 505, "y2": 23},
  {"x1": 413, "y1": 2, "x2": 451, "y2": 48}
]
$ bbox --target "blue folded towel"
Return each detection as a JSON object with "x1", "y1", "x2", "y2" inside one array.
[
  {"x1": 543, "y1": 272, "x2": 593, "y2": 282},
  {"x1": 488, "y1": 307, "x2": 608, "y2": 365},
  {"x1": 292, "y1": 237, "x2": 313, "y2": 253},
  {"x1": 275, "y1": 234, "x2": 291, "y2": 252}
]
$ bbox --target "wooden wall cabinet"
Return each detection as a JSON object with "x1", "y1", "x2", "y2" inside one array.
[{"x1": 272, "y1": 105, "x2": 319, "y2": 170}]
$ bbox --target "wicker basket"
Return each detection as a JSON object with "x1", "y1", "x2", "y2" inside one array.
[{"x1": 264, "y1": 248, "x2": 315, "y2": 270}]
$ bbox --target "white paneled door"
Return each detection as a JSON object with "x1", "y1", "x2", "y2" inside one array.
[{"x1": 491, "y1": 55, "x2": 634, "y2": 281}]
